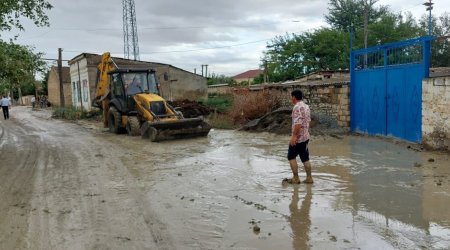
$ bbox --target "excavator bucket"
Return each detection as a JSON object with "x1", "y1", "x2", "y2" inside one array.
[{"x1": 141, "y1": 118, "x2": 211, "y2": 142}]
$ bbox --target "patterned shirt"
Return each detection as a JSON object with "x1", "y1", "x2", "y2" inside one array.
[{"x1": 292, "y1": 101, "x2": 311, "y2": 143}]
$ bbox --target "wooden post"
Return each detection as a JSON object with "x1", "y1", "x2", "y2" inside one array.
[{"x1": 58, "y1": 48, "x2": 65, "y2": 107}]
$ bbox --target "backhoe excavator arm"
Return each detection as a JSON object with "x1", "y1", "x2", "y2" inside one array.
[{"x1": 94, "y1": 52, "x2": 119, "y2": 127}]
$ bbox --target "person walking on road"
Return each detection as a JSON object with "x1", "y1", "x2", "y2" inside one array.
[
  {"x1": 1, "y1": 95, "x2": 11, "y2": 120},
  {"x1": 31, "y1": 96, "x2": 36, "y2": 110},
  {"x1": 284, "y1": 90, "x2": 313, "y2": 184}
]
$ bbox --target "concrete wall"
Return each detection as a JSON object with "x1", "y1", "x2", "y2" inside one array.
[
  {"x1": 207, "y1": 84, "x2": 231, "y2": 95},
  {"x1": 159, "y1": 66, "x2": 207, "y2": 101},
  {"x1": 422, "y1": 76, "x2": 450, "y2": 150},
  {"x1": 248, "y1": 82, "x2": 351, "y2": 129},
  {"x1": 20, "y1": 95, "x2": 34, "y2": 106},
  {"x1": 47, "y1": 67, "x2": 72, "y2": 107},
  {"x1": 70, "y1": 58, "x2": 92, "y2": 110}
]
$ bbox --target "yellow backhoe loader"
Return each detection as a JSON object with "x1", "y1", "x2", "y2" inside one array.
[{"x1": 93, "y1": 52, "x2": 211, "y2": 141}]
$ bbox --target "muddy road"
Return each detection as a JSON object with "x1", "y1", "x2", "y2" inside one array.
[{"x1": 1, "y1": 106, "x2": 449, "y2": 250}]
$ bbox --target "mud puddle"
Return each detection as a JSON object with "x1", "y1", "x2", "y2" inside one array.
[
  {"x1": 2, "y1": 106, "x2": 449, "y2": 249},
  {"x1": 114, "y1": 129, "x2": 450, "y2": 250}
]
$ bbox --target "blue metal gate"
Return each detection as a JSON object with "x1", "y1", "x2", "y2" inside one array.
[{"x1": 350, "y1": 37, "x2": 433, "y2": 143}]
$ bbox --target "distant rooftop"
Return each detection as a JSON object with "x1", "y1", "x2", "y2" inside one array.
[{"x1": 233, "y1": 69, "x2": 263, "y2": 79}]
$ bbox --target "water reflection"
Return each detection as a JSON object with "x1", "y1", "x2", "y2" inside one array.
[
  {"x1": 289, "y1": 185, "x2": 312, "y2": 250},
  {"x1": 349, "y1": 137, "x2": 428, "y2": 230}
]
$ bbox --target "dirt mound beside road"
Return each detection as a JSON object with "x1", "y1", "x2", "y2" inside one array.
[
  {"x1": 239, "y1": 107, "x2": 347, "y2": 136},
  {"x1": 169, "y1": 100, "x2": 213, "y2": 118}
]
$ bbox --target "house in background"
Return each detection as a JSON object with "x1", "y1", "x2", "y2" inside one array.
[
  {"x1": 47, "y1": 66, "x2": 71, "y2": 107},
  {"x1": 68, "y1": 53, "x2": 207, "y2": 111},
  {"x1": 232, "y1": 69, "x2": 263, "y2": 84}
]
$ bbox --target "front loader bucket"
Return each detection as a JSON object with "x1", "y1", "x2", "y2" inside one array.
[{"x1": 141, "y1": 118, "x2": 211, "y2": 142}]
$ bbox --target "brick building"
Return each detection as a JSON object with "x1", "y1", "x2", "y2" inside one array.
[{"x1": 47, "y1": 66, "x2": 71, "y2": 107}]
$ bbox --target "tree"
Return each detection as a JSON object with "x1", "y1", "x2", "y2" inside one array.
[
  {"x1": 262, "y1": 29, "x2": 349, "y2": 82},
  {"x1": 0, "y1": 0, "x2": 53, "y2": 32},
  {"x1": 41, "y1": 70, "x2": 50, "y2": 94},
  {"x1": 419, "y1": 12, "x2": 450, "y2": 67},
  {"x1": 262, "y1": 33, "x2": 307, "y2": 82},
  {"x1": 0, "y1": 41, "x2": 47, "y2": 101},
  {"x1": 325, "y1": 0, "x2": 388, "y2": 31},
  {"x1": 207, "y1": 73, "x2": 236, "y2": 85}
]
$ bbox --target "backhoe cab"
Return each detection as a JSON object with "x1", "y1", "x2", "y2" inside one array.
[{"x1": 94, "y1": 52, "x2": 211, "y2": 142}]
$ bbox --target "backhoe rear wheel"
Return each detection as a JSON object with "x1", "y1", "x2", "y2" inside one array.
[
  {"x1": 126, "y1": 116, "x2": 141, "y2": 136},
  {"x1": 108, "y1": 106, "x2": 122, "y2": 134}
]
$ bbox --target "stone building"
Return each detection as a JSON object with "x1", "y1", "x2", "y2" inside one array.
[
  {"x1": 67, "y1": 53, "x2": 207, "y2": 111},
  {"x1": 47, "y1": 66, "x2": 71, "y2": 107}
]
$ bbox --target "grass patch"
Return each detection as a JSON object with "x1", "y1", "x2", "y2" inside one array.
[
  {"x1": 52, "y1": 106, "x2": 101, "y2": 120},
  {"x1": 201, "y1": 94, "x2": 233, "y2": 113}
]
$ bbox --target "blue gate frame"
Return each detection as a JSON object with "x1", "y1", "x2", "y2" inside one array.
[{"x1": 350, "y1": 36, "x2": 433, "y2": 143}]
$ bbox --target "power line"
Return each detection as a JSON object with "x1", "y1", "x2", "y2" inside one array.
[{"x1": 63, "y1": 38, "x2": 271, "y2": 55}]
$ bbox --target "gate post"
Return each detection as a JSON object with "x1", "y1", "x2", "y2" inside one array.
[
  {"x1": 350, "y1": 50, "x2": 355, "y2": 130},
  {"x1": 423, "y1": 38, "x2": 431, "y2": 78}
]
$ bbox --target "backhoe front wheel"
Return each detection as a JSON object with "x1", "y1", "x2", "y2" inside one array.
[
  {"x1": 108, "y1": 107, "x2": 122, "y2": 134},
  {"x1": 126, "y1": 116, "x2": 141, "y2": 136}
]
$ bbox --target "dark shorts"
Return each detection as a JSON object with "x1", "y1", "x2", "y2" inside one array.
[{"x1": 287, "y1": 140, "x2": 310, "y2": 162}]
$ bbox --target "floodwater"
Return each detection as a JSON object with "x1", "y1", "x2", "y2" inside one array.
[{"x1": 0, "y1": 106, "x2": 449, "y2": 250}]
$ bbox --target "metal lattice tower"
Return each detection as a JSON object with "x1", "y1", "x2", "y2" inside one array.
[{"x1": 123, "y1": 0, "x2": 140, "y2": 60}]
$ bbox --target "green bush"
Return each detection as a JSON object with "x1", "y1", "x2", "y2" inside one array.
[
  {"x1": 52, "y1": 107, "x2": 101, "y2": 120},
  {"x1": 201, "y1": 94, "x2": 233, "y2": 113}
]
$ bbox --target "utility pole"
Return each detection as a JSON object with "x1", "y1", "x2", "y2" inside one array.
[
  {"x1": 263, "y1": 60, "x2": 268, "y2": 83},
  {"x1": 423, "y1": 0, "x2": 434, "y2": 36},
  {"x1": 194, "y1": 68, "x2": 196, "y2": 74},
  {"x1": 205, "y1": 64, "x2": 208, "y2": 78},
  {"x1": 58, "y1": 48, "x2": 65, "y2": 107},
  {"x1": 201, "y1": 65, "x2": 204, "y2": 77}
]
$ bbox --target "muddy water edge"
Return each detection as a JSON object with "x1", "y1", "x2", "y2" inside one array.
[
  {"x1": 0, "y1": 106, "x2": 449, "y2": 250},
  {"x1": 117, "y1": 127, "x2": 450, "y2": 249}
]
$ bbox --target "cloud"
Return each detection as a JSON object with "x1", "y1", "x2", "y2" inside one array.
[{"x1": 3, "y1": 0, "x2": 331, "y2": 75}]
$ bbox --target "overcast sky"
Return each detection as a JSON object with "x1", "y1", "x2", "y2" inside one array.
[{"x1": 1, "y1": 0, "x2": 448, "y2": 77}]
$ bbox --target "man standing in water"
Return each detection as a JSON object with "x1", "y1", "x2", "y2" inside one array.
[{"x1": 285, "y1": 90, "x2": 313, "y2": 184}]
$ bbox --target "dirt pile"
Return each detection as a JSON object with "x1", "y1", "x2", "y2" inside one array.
[
  {"x1": 239, "y1": 107, "x2": 347, "y2": 136},
  {"x1": 169, "y1": 100, "x2": 213, "y2": 118}
]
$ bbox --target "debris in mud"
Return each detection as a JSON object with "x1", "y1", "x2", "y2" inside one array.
[
  {"x1": 253, "y1": 225, "x2": 261, "y2": 234},
  {"x1": 239, "y1": 107, "x2": 347, "y2": 136},
  {"x1": 414, "y1": 162, "x2": 422, "y2": 168},
  {"x1": 189, "y1": 198, "x2": 195, "y2": 202},
  {"x1": 59, "y1": 209, "x2": 71, "y2": 215},
  {"x1": 168, "y1": 100, "x2": 213, "y2": 118},
  {"x1": 180, "y1": 196, "x2": 185, "y2": 200},
  {"x1": 329, "y1": 235, "x2": 337, "y2": 242},
  {"x1": 268, "y1": 232, "x2": 272, "y2": 236},
  {"x1": 95, "y1": 154, "x2": 103, "y2": 158},
  {"x1": 177, "y1": 173, "x2": 182, "y2": 176},
  {"x1": 43, "y1": 209, "x2": 50, "y2": 213},
  {"x1": 84, "y1": 193, "x2": 100, "y2": 197},
  {"x1": 428, "y1": 158, "x2": 435, "y2": 162},
  {"x1": 343, "y1": 239, "x2": 351, "y2": 243},
  {"x1": 115, "y1": 236, "x2": 131, "y2": 241}
]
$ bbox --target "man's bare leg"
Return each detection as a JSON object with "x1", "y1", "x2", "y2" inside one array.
[
  {"x1": 303, "y1": 161, "x2": 313, "y2": 184},
  {"x1": 289, "y1": 159, "x2": 301, "y2": 184}
]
